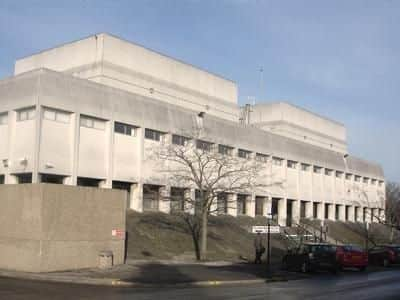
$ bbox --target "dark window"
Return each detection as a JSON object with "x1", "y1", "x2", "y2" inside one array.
[
  {"x1": 313, "y1": 166, "x2": 322, "y2": 174},
  {"x1": 115, "y1": 122, "x2": 136, "y2": 136},
  {"x1": 324, "y1": 203, "x2": 330, "y2": 219},
  {"x1": 313, "y1": 202, "x2": 319, "y2": 219},
  {"x1": 255, "y1": 153, "x2": 269, "y2": 162},
  {"x1": 255, "y1": 197, "x2": 264, "y2": 216},
  {"x1": 170, "y1": 187, "x2": 185, "y2": 211},
  {"x1": 325, "y1": 169, "x2": 333, "y2": 176},
  {"x1": 287, "y1": 160, "x2": 297, "y2": 169},
  {"x1": 217, "y1": 193, "x2": 228, "y2": 214},
  {"x1": 196, "y1": 140, "x2": 212, "y2": 151},
  {"x1": 17, "y1": 173, "x2": 32, "y2": 184},
  {"x1": 218, "y1": 145, "x2": 233, "y2": 156},
  {"x1": 145, "y1": 129, "x2": 163, "y2": 141},
  {"x1": 238, "y1": 149, "x2": 251, "y2": 159},
  {"x1": 41, "y1": 174, "x2": 64, "y2": 184},
  {"x1": 336, "y1": 171, "x2": 343, "y2": 178},
  {"x1": 0, "y1": 175, "x2": 4, "y2": 184},
  {"x1": 335, "y1": 205, "x2": 340, "y2": 220},
  {"x1": 301, "y1": 163, "x2": 310, "y2": 171},
  {"x1": 172, "y1": 134, "x2": 189, "y2": 146},
  {"x1": 237, "y1": 194, "x2": 246, "y2": 215},
  {"x1": 77, "y1": 177, "x2": 101, "y2": 187},
  {"x1": 143, "y1": 184, "x2": 160, "y2": 211}
]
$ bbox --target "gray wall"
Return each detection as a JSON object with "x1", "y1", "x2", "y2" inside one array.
[{"x1": 0, "y1": 184, "x2": 126, "y2": 272}]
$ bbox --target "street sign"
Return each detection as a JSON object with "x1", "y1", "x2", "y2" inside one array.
[{"x1": 252, "y1": 226, "x2": 280, "y2": 234}]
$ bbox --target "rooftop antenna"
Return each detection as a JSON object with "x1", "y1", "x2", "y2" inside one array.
[{"x1": 259, "y1": 66, "x2": 264, "y2": 103}]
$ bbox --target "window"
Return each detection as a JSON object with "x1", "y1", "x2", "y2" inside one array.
[
  {"x1": 325, "y1": 169, "x2": 333, "y2": 176},
  {"x1": 196, "y1": 140, "x2": 213, "y2": 152},
  {"x1": 0, "y1": 113, "x2": 8, "y2": 125},
  {"x1": 363, "y1": 177, "x2": 369, "y2": 184},
  {"x1": 301, "y1": 163, "x2": 310, "y2": 171},
  {"x1": 371, "y1": 179, "x2": 377, "y2": 185},
  {"x1": 218, "y1": 144, "x2": 233, "y2": 156},
  {"x1": 255, "y1": 153, "x2": 269, "y2": 163},
  {"x1": 43, "y1": 108, "x2": 70, "y2": 123},
  {"x1": 80, "y1": 115, "x2": 106, "y2": 130},
  {"x1": 287, "y1": 160, "x2": 298, "y2": 169},
  {"x1": 145, "y1": 128, "x2": 163, "y2": 141},
  {"x1": 313, "y1": 166, "x2": 322, "y2": 174},
  {"x1": 346, "y1": 173, "x2": 353, "y2": 180},
  {"x1": 272, "y1": 157, "x2": 283, "y2": 166},
  {"x1": 115, "y1": 122, "x2": 136, "y2": 136},
  {"x1": 172, "y1": 134, "x2": 189, "y2": 146},
  {"x1": 238, "y1": 149, "x2": 251, "y2": 159},
  {"x1": 17, "y1": 107, "x2": 35, "y2": 121},
  {"x1": 355, "y1": 175, "x2": 361, "y2": 182},
  {"x1": 336, "y1": 171, "x2": 343, "y2": 178},
  {"x1": 379, "y1": 181, "x2": 384, "y2": 187}
]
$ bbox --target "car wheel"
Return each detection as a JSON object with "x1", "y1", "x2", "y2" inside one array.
[
  {"x1": 383, "y1": 258, "x2": 390, "y2": 267},
  {"x1": 301, "y1": 262, "x2": 309, "y2": 273}
]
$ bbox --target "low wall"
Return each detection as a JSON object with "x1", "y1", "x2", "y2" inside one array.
[{"x1": 0, "y1": 184, "x2": 126, "y2": 272}]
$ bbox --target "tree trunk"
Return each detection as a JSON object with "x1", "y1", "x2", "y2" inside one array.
[{"x1": 200, "y1": 210, "x2": 208, "y2": 260}]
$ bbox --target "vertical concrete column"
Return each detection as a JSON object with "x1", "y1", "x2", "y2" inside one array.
[
  {"x1": 99, "y1": 180, "x2": 111, "y2": 188},
  {"x1": 68, "y1": 112, "x2": 80, "y2": 186},
  {"x1": 348, "y1": 206, "x2": 355, "y2": 222},
  {"x1": 305, "y1": 201, "x2": 313, "y2": 219},
  {"x1": 338, "y1": 205, "x2": 346, "y2": 221},
  {"x1": 278, "y1": 198, "x2": 287, "y2": 227},
  {"x1": 317, "y1": 202, "x2": 324, "y2": 220},
  {"x1": 184, "y1": 188, "x2": 195, "y2": 215},
  {"x1": 292, "y1": 199, "x2": 301, "y2": 225},
  {"x1": 328, "y1": 204, "x2": 335, "y2": 220},
  {"x1": 130, "y1": 182, "x2": 143, "y2": 212},
  {"x1": 245, "y1": 194, "x2": 255, "y2": 218},
  {"x1": 104, "y1": 118, "x2": 115, "y2": 189},
  {"x1": 227, "y1": 193, "x2": 238, "y2": 217},
  {"x1": 210, "y1": 196, "x2": 218, "y2": 216},
  {"x1": 32, "y1": 105, "x2": 42, "y2": 184},
  {"x1": 5, "y1": 111, "x2": 17, "y2": 184},
  {"x1": 264, "y1": 197, "x2": 272, "y2": 217},
  {"x1": 159, "y1": 185, "x2": 171, "y2": 214}
]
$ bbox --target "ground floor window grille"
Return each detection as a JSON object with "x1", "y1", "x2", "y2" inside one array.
[
  {"x1": 143, "y1": 185, "x2": 160, "y2": 211},
  {"x1": 170, "y1": 187, "x2": 185, "y2": 212},
  {"x1": 217, "y1": 193, "x2": 228, "y2": 214},
  {"x1": 237, "y1": 194, "x2": 247, "y2": 215}
]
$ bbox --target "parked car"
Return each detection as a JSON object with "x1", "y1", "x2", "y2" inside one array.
[
  {"x1": 368, "y1": 245, "x2": 400, "y2": 267},
  {"x1": 336, "y1": 245, "x2": 368, "y2": 271},
  {"x1": 282, "y1": 243, "x2": 339, "y2": 273}
]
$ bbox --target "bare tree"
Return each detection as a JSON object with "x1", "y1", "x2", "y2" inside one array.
[
  {"x1": 383, "y1": 182, "x2": 400, "y2": 242},
  {"x1": 151, "y1": 128, "x2": 283, "y2": 260}
]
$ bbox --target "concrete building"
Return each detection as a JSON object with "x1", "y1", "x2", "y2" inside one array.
[{"x1": 0, "y1": 33, "x2": 385, "y2": 226}]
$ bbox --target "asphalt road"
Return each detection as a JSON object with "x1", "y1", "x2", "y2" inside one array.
[{"x1": 1, "y1": 269, "x2": 400, "y2": 300}]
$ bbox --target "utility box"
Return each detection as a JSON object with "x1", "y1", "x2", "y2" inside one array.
[
  {"x1": 99, "y1": 251, "x2": 113, "y2": 269},
  {"x1": 0, "y1": 184, "x2": 126, "y2": 272}
]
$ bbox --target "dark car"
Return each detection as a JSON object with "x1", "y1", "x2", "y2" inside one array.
[
  {"x1": 336, "y1": 245, "x2": 368, "y2": 271},
  {"x1": 282, "y1": 243, "x2": 339, "y2": 273},
  {"x1": 368, "y1": 245, "x2": 400, "y2": 267}
]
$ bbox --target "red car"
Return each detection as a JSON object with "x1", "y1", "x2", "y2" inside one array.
[{"x1": 336, "y1": 245, "x2": 368, "y2": 271}]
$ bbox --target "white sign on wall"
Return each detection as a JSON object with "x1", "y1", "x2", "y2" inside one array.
[{"x1": 252, "y1": 226, "x2": 280, "y2": 234}]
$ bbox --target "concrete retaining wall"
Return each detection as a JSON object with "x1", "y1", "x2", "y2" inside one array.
[{"x1": 0, "y1": 184, "x2": 126, "y2": 272}]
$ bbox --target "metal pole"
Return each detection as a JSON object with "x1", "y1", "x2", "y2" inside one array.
[{"x1": 267, "y1": 218, "x2": 271, "y2": 274}]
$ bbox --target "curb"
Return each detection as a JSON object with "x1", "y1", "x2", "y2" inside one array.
[{"x1": 0, "y1": 270, "x2": 291, "y2": 288}]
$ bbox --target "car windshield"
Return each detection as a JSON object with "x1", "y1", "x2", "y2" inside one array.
[
  {"x1": 344, "y1": 245, "x2": 363, "y2": 252},
  {"x1": 310, "y1": 245, "x2": 335, "y2": 253}
]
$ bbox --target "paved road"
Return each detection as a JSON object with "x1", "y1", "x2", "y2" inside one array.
[{"x1": 1, "y1": 269, "x2": 400, "y2": 300}]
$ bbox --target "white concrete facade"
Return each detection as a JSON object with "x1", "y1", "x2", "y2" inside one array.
[{"x1": 0, "y1": 34, "x2": 386, "y2": 226}]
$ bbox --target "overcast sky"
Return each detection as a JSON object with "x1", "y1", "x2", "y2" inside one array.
[{"x1": 0, "y1": 0, "x2": 399, "y2": 182}]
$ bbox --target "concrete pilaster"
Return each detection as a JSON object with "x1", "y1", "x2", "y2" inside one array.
[
  {"x1": 278, "y1": 198, "x2": 287, "y2": 227},
  {"x1": 292, "y1": 199, "x2": 300, "y2": 225},
  {"x1": 130, "y1": 182, "x2": 143, "y2": 212},
  {"x1": 347, "y1": 206, "x2": 355, "y2": 222},
  {"x1": 264, "y1": 197, "x2": 272, "y2": 217},
  {"x1": 317, "y1": 202, "x2": 324, "y2": 220},
  {"x1": 246, "y1": 194, "x2": 255, "y2": 218},
  {"x1": 328, "y1": 204, "x2": 335, "y2": 220},
  {"x1": 227, "y1": 193, "x2": 237, "y2": 217},
  {"x1": 159, "y1": 185, "x2": 171, "y2": 214},
  {"x1": 305, "y1": 201, "x2": 313, "y2": 219},
  {"x1": 338, "y1": 205, "x2": 346, "y2": 221}
]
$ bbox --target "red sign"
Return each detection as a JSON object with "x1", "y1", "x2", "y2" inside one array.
[{"x1": 112, "y1": 229, "x2": 125, "y2": 238}]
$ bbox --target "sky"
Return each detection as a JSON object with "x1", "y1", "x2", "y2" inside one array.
[{"x1": 0, "y1": 0, "x2": 399, "y2": 182}]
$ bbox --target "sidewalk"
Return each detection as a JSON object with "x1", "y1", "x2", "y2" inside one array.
[{"x1": 0, "y1": 259, "x2": 304, "y2": 287}]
